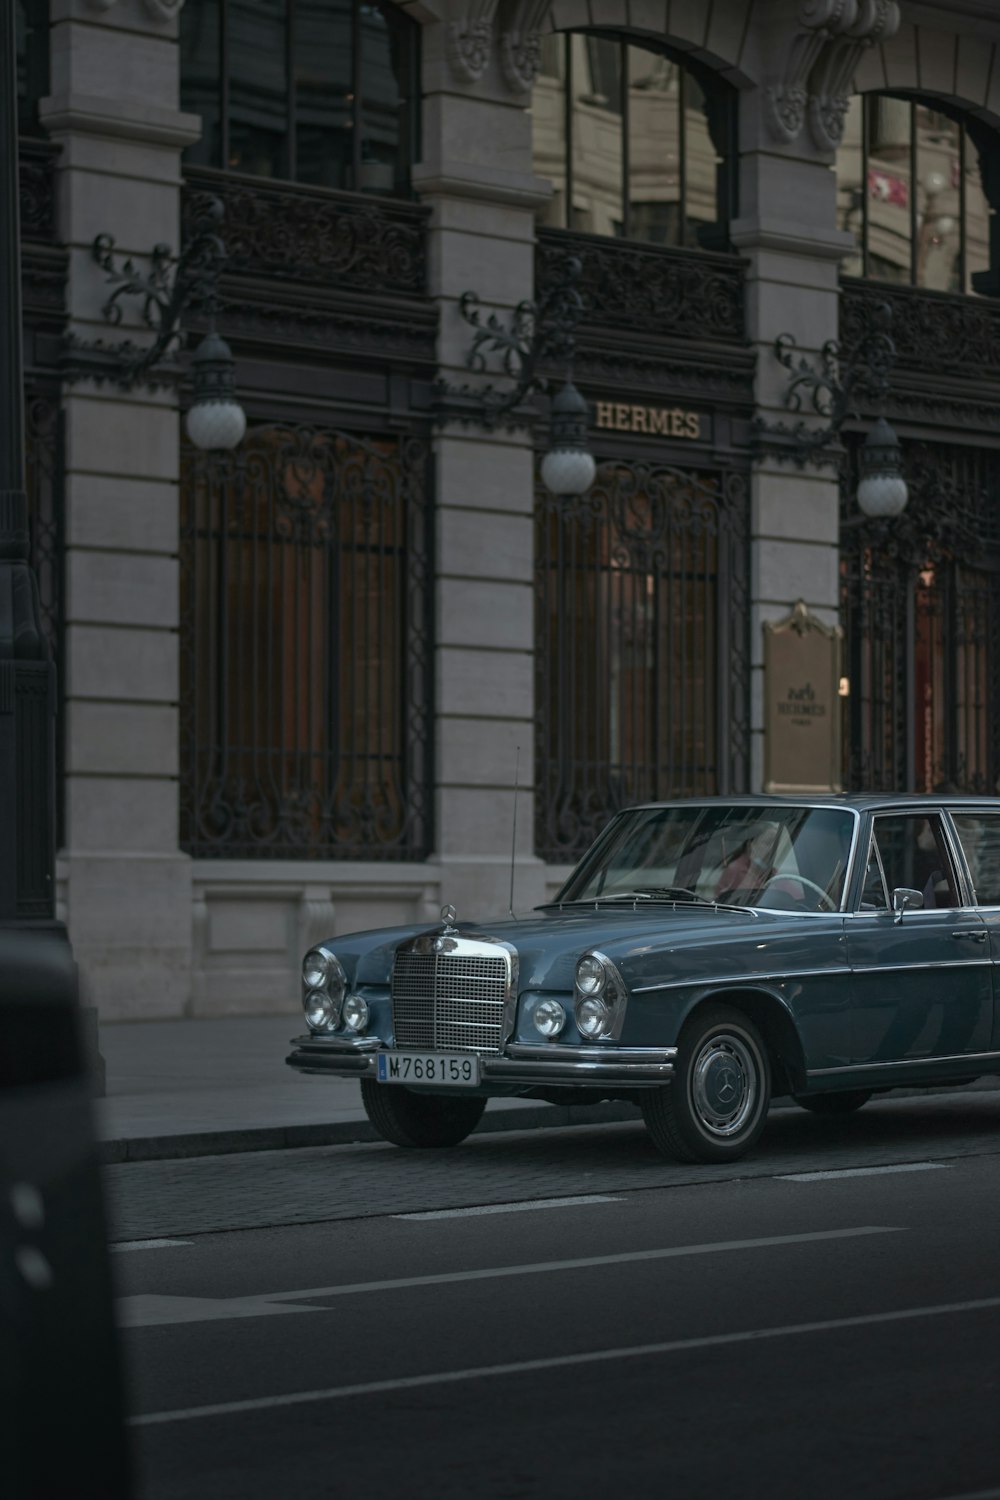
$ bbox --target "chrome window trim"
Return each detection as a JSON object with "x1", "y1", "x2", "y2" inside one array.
[
  {"x1": 632, "y1": 966, "x2": 852, "y2": 995},
  {"x1": 808, "y1": 1050, "x2": 1000, "y2": 1077},
  {"x1": 848, "y1": 959, "x2": 992, "y2": 975}
]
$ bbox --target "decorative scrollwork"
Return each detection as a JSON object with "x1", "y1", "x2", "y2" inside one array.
[
  {"x1": 439, "y1": 250, "x2": 584, "y2": 426},
  {"x1": 841, "y1": 279, "x2": 1000, "y2": 386},
  {"x1": 446, "y1": 0, "x2": 500, "y2": 83},
  {"x1": 536, "y1": 232, "x2": 746, "y2": 345},
  {"x1": 88, "y1": 195, "x2": 226, "y2": 385},
  {"x1": 182, "y1": 173, "x2": 428, "y2": 296},
  {"x1": 498, "y1": 0, "x2": 550, "y2": 92},
  {"x1": 765, "y1": 0, "x2": 900, "y2": 150}
]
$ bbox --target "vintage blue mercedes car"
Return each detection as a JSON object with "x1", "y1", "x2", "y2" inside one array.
[{"x1": 286, "y1": 795, "x2": 1000, "y2": 1163}]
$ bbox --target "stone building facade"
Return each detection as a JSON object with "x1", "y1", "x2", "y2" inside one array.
[{"x1": 15, "y1": 0, "x2": 1000, "y2": 1019}]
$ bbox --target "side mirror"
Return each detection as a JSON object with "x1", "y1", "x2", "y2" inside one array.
[{"x1": 892, "y1": 887, "x2": 923, "y2": 923}]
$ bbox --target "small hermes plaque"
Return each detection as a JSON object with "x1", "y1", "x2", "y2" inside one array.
[{"x1": 764, "y1": 601, "x2": 844, "y2": 794}]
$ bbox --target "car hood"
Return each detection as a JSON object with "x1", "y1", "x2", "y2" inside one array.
[{"x1": 335, "y1": 903, "x2": 814, "y2": 993}]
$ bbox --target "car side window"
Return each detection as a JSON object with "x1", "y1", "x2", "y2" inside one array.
[
  {"x1": 952, "y1": 813, "x2": 1000, "y2": 905},
  {"x1": 871, "y1": 813, "x2": 960, "y2": 909}
]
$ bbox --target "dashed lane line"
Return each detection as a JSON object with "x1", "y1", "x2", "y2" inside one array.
[
  {"x1": 118, "y1": 1225, "x2": 902, "y2": 1329},
  {"x1": 111, "y1": 1239, "x2": 194, "y2": 1253},
  {"x1": 395, "y1": 1194, "x2": 622, "y2": 1219},
  {"x1": 780, "y1": 1162, "x2": 950, "y2": 1182},
  {"x1": 130, "y1": 1292, "x2": 1000, "y2": 1427}
]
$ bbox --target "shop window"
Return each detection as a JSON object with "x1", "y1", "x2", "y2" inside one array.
[
  {"x1": 16, "y1": 0, "x2": 49, "y2": 133},
  {"x1": 179, "y1": 422, "x2": 432, "y2": 859},
  {"x1": 836, "y1": 92, "x2": 1000, "y2": 297},
  {"x1": 180, "y1": 0, "x2": 420, "y2": 195},
  {"x1": 535, "y1": 459, "x2": 748, "y2": 862},
  {"x1": 533, "y1": 32, "x2": 736, "y2": 250}
]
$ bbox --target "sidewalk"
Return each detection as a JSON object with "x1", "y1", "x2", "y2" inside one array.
[
  {"x1": 95, "y1": 1013, "x2": 1000, "y2": 1166},
  {"x1": 95, "y1": 1015, "x2": 641, "y2": 1163}
]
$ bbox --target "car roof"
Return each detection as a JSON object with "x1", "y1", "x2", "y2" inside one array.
[{"x1": 624, "y1": 794, "x2": 1000, "y2": 813}]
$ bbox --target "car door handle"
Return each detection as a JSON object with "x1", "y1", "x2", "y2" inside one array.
[{"x1": 951, "y1": 930, "x2": 988, "y2": 942}]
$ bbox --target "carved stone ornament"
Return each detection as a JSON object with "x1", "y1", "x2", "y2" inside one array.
[
  {"x1": 808, "y1": 0, "x2": 900, "y2": 151},
  {"x1": 447, "y1": 0, "x2": 500, "y2": 84},
  {"x1": 498, "y1": 0, "x2": 551, "y2": 93},
  {"x1": 765, "y1": 0, "x2": 900, "y2": 150}
]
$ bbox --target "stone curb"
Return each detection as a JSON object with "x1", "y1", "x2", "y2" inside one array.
[{"x1": 97, "y1": 1077, "x2": 1000, "y2": 1165}]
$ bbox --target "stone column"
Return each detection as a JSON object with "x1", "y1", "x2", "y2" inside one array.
[
  {"x1": 413, "y1": 23, "x2": 551, "y2": 919},
  {"x1": 731, "y1": 57, "x2": 853, "y2": 793},
  {"x1": 40, "y1": 0, "x2": 200, "y2": 1017}
]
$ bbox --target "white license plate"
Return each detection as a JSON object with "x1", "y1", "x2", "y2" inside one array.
[{"x1": 377, "y1": 1051, "x2": 481, "y2": 1087}]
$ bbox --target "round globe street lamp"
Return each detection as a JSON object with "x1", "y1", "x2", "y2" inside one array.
[
  {"x1": 77, "y1": 196, "x2": 246, "y2": 449},
  {"x1": 437, "y1": 253, "x2": 596, "y2": 500},
  {"x1": 758, "y1": 300, "x2": 909, "y2": 519},
  {"x1": 856, "y1": 415, "x2": 908, "y2": 518},
  {"x1": 539, "y1": 380, "x2": 597, "y2": 497},
  {"x1": 184, "y1": 331, "x2": 247, "y2": 453}
]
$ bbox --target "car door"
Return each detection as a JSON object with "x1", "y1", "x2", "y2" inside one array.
[
  {"x1": 949, "y1": 809, "x2": 1000, "y2": 1053},
  {"x1": 846, "y1": 810, "x2": 992, "y2": 1066}
]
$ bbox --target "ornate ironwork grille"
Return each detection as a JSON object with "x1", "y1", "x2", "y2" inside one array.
[
  {"x1": 536, "y1": 459, "x2": 749, "y2": 862},
  {"x1": 180, "y1": 423, "x2": 432, "y2": 859},
  {"x1": 841, "y1": 438, "x2": 1000, "y2": 794}
]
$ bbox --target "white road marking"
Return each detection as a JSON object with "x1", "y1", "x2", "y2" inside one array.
[
  {"x1": 130, "y1": 1292, "x2": 1000, "y2": 1427},
  {"x1": 118, "y1": 1226, "x2": 900, "y2": 1329},
  {"x1": 395, "y1": 1194, "x2": 621, "y2": 1220},
  {"x1": 111, "y1": 1239, "x2": 193, "y2": 1253},
  {"x1": 780, "y1": 1162, "x2": 949, "y2": 1182}
]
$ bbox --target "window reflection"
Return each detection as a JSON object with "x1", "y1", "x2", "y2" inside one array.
[
  {"x1": 180, "y1": 0, "x2": 419, "y2": 194},
  {"x1": 532, "y1": 32, "x2": 734, "y2": 249},
  {"x1": 837, "y1": 92, "x2": 999, "y2": 297}
]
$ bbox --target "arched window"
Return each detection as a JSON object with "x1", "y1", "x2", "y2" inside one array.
[
  {"x1": 531, "y1": 33, "x2": 736, "y2": 249},
  {"x1": 836, "y1": 93, "x2": 1000, "y2": 297},
  {"x1": 180, "y1": 0, "x2": 420, "y2": 195}
]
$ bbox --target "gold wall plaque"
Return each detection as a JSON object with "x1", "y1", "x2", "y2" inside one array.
[{"x1": 764, "y1": 600, "x2": 843, "y2": 794}]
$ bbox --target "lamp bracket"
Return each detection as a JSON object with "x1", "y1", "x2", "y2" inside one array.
[
  {"x1": 72, "y1": 196, "x2": 227, "y2": 390},
  {"x1": 435, "y1": 253, "x2": 584, "y2": 429},
  {"x1": 754, "y1": 298, "x2": 897, "y2": 465}
]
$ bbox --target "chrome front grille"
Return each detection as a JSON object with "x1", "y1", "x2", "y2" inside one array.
[{"x1": 391, "y1": 939, "x2": 511, "y2": 1055}]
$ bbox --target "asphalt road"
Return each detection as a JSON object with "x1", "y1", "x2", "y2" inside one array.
[{"x1": 107, "y1": 1092, "x2": 1000, "y2": 1500}]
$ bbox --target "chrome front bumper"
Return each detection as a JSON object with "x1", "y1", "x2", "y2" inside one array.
[{"x1": 286, "y1": 1034, "x2": 677, "y2": 1087}]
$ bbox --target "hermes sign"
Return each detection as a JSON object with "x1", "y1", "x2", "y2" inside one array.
[
  {"x1": 764, "y1": 600, "x2": 844, "y2": 794},
  {"x1": 595, "y1": 401, "x2": 707, "y2": 440}
]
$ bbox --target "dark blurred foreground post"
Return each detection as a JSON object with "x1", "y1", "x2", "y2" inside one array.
[{"x1": 1, "y1": 8, "x2": 130, "y2": 1496}]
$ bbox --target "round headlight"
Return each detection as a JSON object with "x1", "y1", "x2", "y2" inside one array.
[
  {"x1": 576, "y1": 995, "x2": 611, "y2": 1039},
  {"x1": 342, "y1": 994, "x2": 369, "y2": 1034},
  {"x1": 575, "y1": 954, "x2": 607, "y2": 997},
  {"x1": 305, "y1": 989, "x2": 341, "y2": 1033},
  {"x1": 303, "y1": 949, "x2": 346, "y2": 1001},
  {"x1": 532, "y1": 998, "x2": 566, "y2": 1038}
]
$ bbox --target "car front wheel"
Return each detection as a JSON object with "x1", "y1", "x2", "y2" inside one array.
[
  {"x1": 641, "y1": 1005, "x2": 771, "y2": 1163},
  {"x1": 360, "y1": 1078, "x2": 487, "y2": 1147}
]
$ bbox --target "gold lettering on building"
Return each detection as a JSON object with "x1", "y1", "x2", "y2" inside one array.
[{"x1": 594, "y1": 401, "x2": 704, "y2": 439}]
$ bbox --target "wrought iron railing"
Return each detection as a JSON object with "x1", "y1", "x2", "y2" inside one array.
[
  {"x1": 841, "y1": 278, "x2": 1000, "y2": 387},
  {"x1": 182, "y1": 167, "x2": 429, "y2": 296},
  {"x1": 179, "y1": 421, "x2": 433, "y2": 860},
  {"x1": 535, "y1": 457, "x2": 749, "y2": 862},
  {"x1": 536, "y1": 229, "x2": 746, "y2": 346}
]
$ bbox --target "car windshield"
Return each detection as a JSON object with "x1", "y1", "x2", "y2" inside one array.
[{"x1": 556, "y1": 804, "x2": 855, "y2": 912}]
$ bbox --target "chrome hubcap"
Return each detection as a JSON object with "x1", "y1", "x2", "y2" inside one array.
[{"x1": 690, "y1": 1032, "x2": 758, "y2": 1137}]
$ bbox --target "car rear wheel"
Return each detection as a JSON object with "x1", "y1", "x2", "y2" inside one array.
[
  {"x1": 360, "y1": 1079, "x2": 487, "y2": 1147},
  {"x1": 794, "y1": 1090, "x2": 872, "y2": 1115},
  {"x1": 641, "y1": 1005, "x2": 771, "y2": 1163}
]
